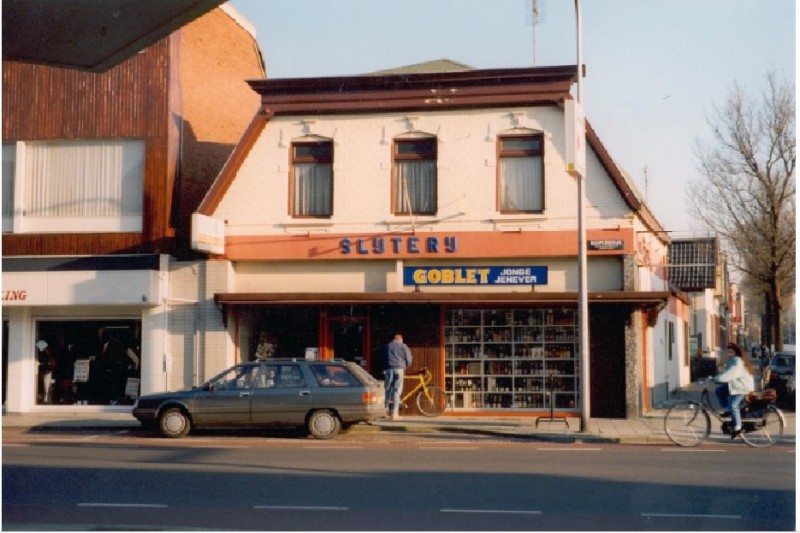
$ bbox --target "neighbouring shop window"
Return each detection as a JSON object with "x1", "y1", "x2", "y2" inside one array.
[
  {"x1": 35, "y1": 319, "x2": 141, "y2": 406},
  {"x1": 291, "y1": 140, "x2": 333, "y2": 217},
  {"x1": 244, "y1": 307, "x2": 320, "y2": 361},
  {"x1": 393, "y1": 136, "x2": 437, "y2": 215},
  {"x1": 445, "y1": 308, "x2": 578, "y2": 411},
  {"x1": 498, "y1": 134, "x2": 544, "y2": 212}
]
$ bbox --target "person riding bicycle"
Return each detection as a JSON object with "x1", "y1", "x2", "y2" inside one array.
[
  {"x1": 714, "y1": 343, "x2": 756, "y2": 439},
  {"x1": 383, "y1": 333, "x2": 412, "y2": 420}
]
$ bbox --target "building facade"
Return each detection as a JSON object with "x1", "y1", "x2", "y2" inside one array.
[
  {"x1": 669, "y1": 236, "x2": 728, "y2": 380},
  {"x1": 1, "y1": 5, "x2": 264, "y2": 413},
  {"x1": 193, "y1": 64, "x2": 686, "y2": 419}
]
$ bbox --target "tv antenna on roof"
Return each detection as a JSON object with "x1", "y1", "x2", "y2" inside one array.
[{"x1": 526, "y1": 0, "x2": 542, "y2": 65}]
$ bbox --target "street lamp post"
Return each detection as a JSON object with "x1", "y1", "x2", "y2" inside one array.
[{"x1": 574, "y1": 0, "x2": 591, "y2": 430}]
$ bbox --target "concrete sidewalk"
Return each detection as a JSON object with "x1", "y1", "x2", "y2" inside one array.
[{"x1": 3, "y1": 382, "x2": 794, "y2": 445}]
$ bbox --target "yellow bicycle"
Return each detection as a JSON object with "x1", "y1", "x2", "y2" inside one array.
[{"x1": 400, "y1": 367, "x2": 448, "y2": 417}]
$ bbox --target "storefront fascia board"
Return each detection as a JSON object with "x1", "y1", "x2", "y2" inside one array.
[
  {"x1": 2, "y1": 255, "x2": 164, "y2": 306},
  {"x1": 214, "y1": 291, "x2": 670, "y2": 307},
  {"x1": 224, "y1": 228, "x2": 636, "y2": 261}
]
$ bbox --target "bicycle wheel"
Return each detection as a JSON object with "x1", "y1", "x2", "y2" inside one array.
[
  {"x1": 416, "y1": 386, "x2": 448, "y2": 417},
  {"x1": 740, "y1": 406, "x2": 785, "y2": 448},
  {"x1": 664, "y1": 402, "x2": 710, "y2": 447}
]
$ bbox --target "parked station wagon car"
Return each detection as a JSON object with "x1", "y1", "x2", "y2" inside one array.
[{"x1": 133, "y1": 359, "x2": 384, "y2": 439}]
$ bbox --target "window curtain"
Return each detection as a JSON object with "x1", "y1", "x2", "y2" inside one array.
[
  {"x1": 499, "y1": 156, "x2": 543, "y2": 211},
  {"x1": 24, "y1": 140, "x2": 143, "y2": 218},
  {"x1": 294, "y1": 163, "x2": 332, "y2": 216},
  {"x1": 395, "y1": 160, "x2": 436, "y2": 214}
]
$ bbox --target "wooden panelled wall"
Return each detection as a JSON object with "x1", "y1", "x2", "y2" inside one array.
[
  {"x1": 2, "y1": 39, "x2": 174, "y2": 256},
  {"x1": 370, "y1": 305, "x2": 443, "y2": 415}
]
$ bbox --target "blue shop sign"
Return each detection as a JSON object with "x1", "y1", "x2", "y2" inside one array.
[{"x1": 404, "y1": 266, "x2": 548, "y2": 286}]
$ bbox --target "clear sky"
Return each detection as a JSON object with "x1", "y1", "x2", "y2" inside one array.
[{"x1": 228, "y1": 0, "x2": 795, "y2": 234}]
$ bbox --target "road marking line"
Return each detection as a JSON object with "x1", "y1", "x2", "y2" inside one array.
[
  {"x1": 303, "y1": 446, "x2": 364, "y2": 450},
  {"x1": 441, "y1": 509, "x2": 542, "y2": 515},
  {"x1": 254, "y1": 505, "x2": 348, "y2": 511},
  {"x1": 536, "y1": 447, "x2": 601, "y2": 451},
  {"x1": 78, "y1": 503, "x2": 168, "y2": 508},
  {"x1": 418, "y1": 446, "x2": 481, "y2": 450},
  {"x1": 659, "y1": 448, "x2": 726, "y2": 452},
  {"x1": 642, "y1": 512, "x2": 740, "y2": 520}
]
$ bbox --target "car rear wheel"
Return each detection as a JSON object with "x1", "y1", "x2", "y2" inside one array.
[
  {"x1": 159, "y1": 407, "x2": 191, "y2": 438},
  {"x1": 307, "y1": 410, "x2": 341, "y2": 439}
]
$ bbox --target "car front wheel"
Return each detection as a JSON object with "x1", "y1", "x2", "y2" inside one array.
[
  {"x1": 307, "y1": 410, "x2": 341, "y2": 439},
  {"x1": 159, "y1": 407, "x2": 191, "y2": 438}
]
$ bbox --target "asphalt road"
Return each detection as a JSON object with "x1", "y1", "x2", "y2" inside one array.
[{"x1": 3, "y1": 430, "x2": 796, "y2": 531}]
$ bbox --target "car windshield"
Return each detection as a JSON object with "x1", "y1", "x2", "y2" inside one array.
[{"x1": 772, "y1": 355, "x2": 795, "y2": 368}]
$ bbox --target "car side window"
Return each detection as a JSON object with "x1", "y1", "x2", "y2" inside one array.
[
  {"x1": 275, "y1": 364, "x2": 307, "y2": 388},
  {"x1": 213, "y1": 365, "x2": 259, "y2": 390},
  {"x1": 311, "y1": 364, "x2": 359, "y2": 387},
  {"x1": 255, "y1": 364, "x2": 278, "y2": 388}
]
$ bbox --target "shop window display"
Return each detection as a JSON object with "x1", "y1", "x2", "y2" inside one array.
[
  {"x1": 445, "y1": 308, "x2": 578, "y2": 411},
  {"x1": 35, "y1": 319, "x2": 141, "y2": 406}
]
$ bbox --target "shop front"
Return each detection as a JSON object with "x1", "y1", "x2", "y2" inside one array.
[
  {"x1": 216, "y1": 291, "x2": 664, "y2": 418},
  {"x1": 2, "y1": 255, "x2": 168, "y2": 413}
]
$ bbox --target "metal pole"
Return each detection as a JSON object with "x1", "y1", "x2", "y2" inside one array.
[{"x1": 575, "y1": 0, "x2": 591, "y2": 430}]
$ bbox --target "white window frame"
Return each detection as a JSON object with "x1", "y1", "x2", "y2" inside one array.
[
  {"x1": 2, "y1": 139, "x2": 144, "y2": 234},
  {"x1": 2, "y1": 142, "x2": 16, "y2": 233}
]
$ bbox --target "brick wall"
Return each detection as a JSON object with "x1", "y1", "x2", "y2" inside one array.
[{"x1": 173, "y1": 7, "x2": 265, "y2": 255}]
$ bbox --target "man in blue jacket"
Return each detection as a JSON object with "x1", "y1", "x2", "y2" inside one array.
[{"x1": 383, "y1": 333, "x2": 413, "y2": 419}]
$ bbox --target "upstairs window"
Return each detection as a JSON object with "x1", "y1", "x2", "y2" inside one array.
[
  {"x1": 3, "y1": 139, "x2": 144, "y2": 233},
  {"x1": 291, "y1": 140, "x2": 333, "y2": 217},
  {"x1": 393, "y1": 137, "x2": 437, "y2": 215},
  {"x1": 498, "y1": 134, "x2": 544, "y2": 213}
]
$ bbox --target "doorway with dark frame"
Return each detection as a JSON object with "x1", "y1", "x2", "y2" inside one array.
[{"x1": 589, "y1": 305, "x2": 628, "y2": 418}]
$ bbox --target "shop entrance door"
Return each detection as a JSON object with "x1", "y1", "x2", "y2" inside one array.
[
  {"x1": 589, "y1": 306, "x2": 627, "y2": 418},
  {"x1": 324, "y1": 317, "x2": 369, "y2": 369}
]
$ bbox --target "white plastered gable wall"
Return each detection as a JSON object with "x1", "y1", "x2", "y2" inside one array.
[{"x1": 213, "y1": 106, "x2": 635, "y2": 236}]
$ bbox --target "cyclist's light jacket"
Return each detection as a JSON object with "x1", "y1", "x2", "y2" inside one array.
[{"x1": 716, "y1": 357, "x2": 755, "y2": 395}]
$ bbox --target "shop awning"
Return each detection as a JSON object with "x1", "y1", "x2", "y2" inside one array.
[{"x1": 215, "y1": 291, "x2": 671, "y2": 307}]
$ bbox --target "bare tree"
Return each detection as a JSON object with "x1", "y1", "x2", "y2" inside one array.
[{"x1": 688, "y1": 71, "x2": 795, "y2": 350}]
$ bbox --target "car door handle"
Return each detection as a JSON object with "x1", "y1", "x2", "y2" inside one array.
[
  {"x1": 299, "y1": 390, "x2": 311, "y2": 396},
  {"x1": 239, "y1": 392, "x2": 252, "y2": 397}
]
